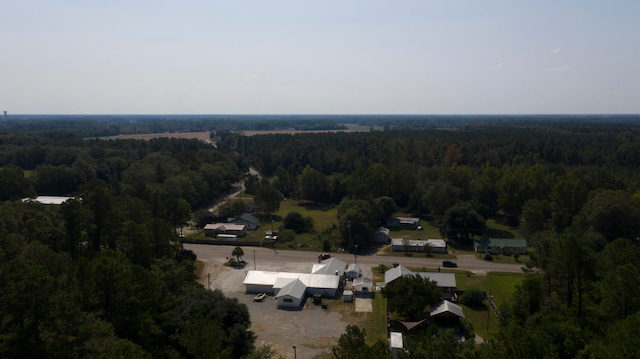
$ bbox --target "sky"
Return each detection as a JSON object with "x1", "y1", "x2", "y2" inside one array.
[{"x1": 1, "y1": 1, "x2": 639, "y2": 115}]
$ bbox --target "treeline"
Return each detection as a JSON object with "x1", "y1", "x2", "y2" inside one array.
[
  {"x1": 5, "y1": 114, "x2": 637, "y2": 138},
  {"x1": 0, "y1": 115, "x2": 350, "y2": 137},
  {"x1": 232, "y1": 123, "x2": 640, "y2": 358},
  {"x1": 0, "y1": 135, "x2": 245, "y2": 209},
  {"x1": 0, "y1": 133, "x2": 262, "y2": 358}
]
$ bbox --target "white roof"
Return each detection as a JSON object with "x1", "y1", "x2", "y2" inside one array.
[
  {"x1": 346, "y1": 263, "x2": 361, "y2": 273},
  {"x1": 244, "y1": 270, "x2": 340, "y2": 290},
  {"x1": 23, "y1": 196, "x2": 74, "y2": 205},
  {"x1": 312, "y1": 257, "x2": 346, "y2": 276},
  {"x1": 385, "y1": 265, "x2": 456, "y2": 288},
  {"x1": 204, "y1": 223, "x2": 245, "y2": 231},
  {"x1": 353, "y1": 277, "x2": 372, "y2": 287},
  {"x1": 391, "y1": 238, "x2": 446, "y2": 248},
  {"x1": 275, "y1": 278, "x2": 307, "y2": 299},
  {"x1": 417, "y1": 272, "x2": 457, "y2": 288},
  {"x1": 430, "y1": 300, "x2": 465, "y2": 318},
  {"x1": 390, "y1": 332, "x2": 403, "y2": 349},
  {"x1": 384, "y1": 264, "x2": 415, "y2": 284},
  {"x1": 376, "y1": 227, "x2": 390, "y2": 234}
]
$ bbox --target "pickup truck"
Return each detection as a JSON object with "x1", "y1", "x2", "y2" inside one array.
[{"x1": 254, "y1": 293, "x2": 267, "y2": 302}]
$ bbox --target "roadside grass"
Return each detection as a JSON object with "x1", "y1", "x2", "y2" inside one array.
[{"x1": 475, "y1": 252, "x2": 531, "y2": 265}]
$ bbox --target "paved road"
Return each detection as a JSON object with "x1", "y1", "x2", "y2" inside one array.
[{"x1": 184, "y1": 244, "x2": 524, "y2": 273}]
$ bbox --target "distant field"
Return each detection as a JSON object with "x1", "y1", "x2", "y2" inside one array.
[
  {"x1": 111, "y1": 125, "x2": 372, "y2": 140},
  {"x1": 112, "y1": 132, "x2": 212, "y2": 140}
]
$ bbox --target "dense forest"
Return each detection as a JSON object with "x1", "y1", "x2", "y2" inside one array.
[{"x1": 2, "y1": 115, "x2": 640, "y2": 358}]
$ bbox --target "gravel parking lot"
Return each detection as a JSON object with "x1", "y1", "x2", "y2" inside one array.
[{"x1": 198, "y1": 257, "x2": 373, "y2": 359}]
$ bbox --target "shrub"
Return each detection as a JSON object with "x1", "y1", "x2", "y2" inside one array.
[
  {"x1": 461, "y1": 288, "x2": 485, "y2": 308},
  {"x1": 377, "y1": 264, "x2": 387, "y2": 274},
  {"x1": 484, "y1": 253, "x2": 493, "y2": 261}
]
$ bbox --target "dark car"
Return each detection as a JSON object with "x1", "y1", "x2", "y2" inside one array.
[{"x1": 442, "y1": 260, "x2": 457, "y2": 268}]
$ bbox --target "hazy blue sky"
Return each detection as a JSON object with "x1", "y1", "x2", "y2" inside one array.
[{"x1": 2, "y1": 1, "x2": 639, "y2": 114}]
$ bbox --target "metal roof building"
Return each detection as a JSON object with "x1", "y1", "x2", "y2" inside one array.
[
  {"x1": 384, "y1": 265, "x2": 457, "y2": 300},
  {"x1": 312, "y1": 257, "x2": 347, "y2": 276},
  {"x1": 243, "y1": 270, "x2": 340, "y2": 299},
  {"x1": 430, "y1": 300, "x2": 465, "y2": 318}
]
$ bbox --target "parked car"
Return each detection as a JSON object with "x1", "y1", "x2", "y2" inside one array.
[
  {"x1": 254, "y1": 293, "x2": 267, "y2": 302},
  {"x1": 442, "y1": 260, "x2": 457, "y2": 268}
]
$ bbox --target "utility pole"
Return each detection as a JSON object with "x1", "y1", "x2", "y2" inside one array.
[
  {"x1": 354, "y1": 244, "x2": 358, "y2": 264},
  {"x1": 292, "y1": 345, "x2": 296, "y2": 359},
  {"x1": 253, "y1": 249, "x2": 256, "y2": 270},
  {"x1": 486, "y1": 288, "x2": 491, "y2": 331}
]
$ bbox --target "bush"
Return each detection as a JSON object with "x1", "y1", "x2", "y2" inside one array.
[
  {"x1": 283, "y1": 211, "x2": 314, "y2": 233},
  {"x1": 484, "y1": 253, "x2": 493, "y2": 261},
  {"x1": 461, "y1": 288, "x2": 485, "y2": 308},
  {"x1": 276, "y1": 229, "x2": 295, "y2": 243},
  {"x1": 377, "y1": 264, "x2": 387, "y2": 274}
]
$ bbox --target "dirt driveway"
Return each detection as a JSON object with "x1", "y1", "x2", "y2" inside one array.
[{"x1": 198, "y1": 258, "x2": 373, "y2": 359}]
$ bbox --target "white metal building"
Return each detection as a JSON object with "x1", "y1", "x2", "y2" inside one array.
[
  {"x1": 274, "y1": 278, "x2": 307, "y2": 308},
  {"x1": 243, "y1": 270, "x2": 341, "y2": 298},
  {"x1": 312, "y1": 257, "x2": 346, "y2": 277},
  {"x1": 391, "y1": 238, "x2": 447, "y2": 253}
]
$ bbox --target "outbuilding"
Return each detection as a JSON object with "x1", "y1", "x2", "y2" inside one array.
[
  {"x1": 345, "y1": 263, "x2": 361, "y2": 280},
  {"x1": 343, "y1": 290, "x2": 354, "y2": 302}
]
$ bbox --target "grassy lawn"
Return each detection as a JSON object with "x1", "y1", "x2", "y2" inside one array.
[
  {"x1": 276, "y1": 198, "x2": 338, "y2": 231},
  {"x1": 455, "y1": 271, "x2": 525, "y2": 339}
]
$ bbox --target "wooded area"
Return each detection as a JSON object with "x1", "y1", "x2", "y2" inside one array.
[{"x1": 2, "y1": 115, "x2": 640, "y2": 358}]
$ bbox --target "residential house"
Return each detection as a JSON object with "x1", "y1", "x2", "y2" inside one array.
[
  {"x1": 204, "y1": 223, "x2": 247, "y2": 237},
  {"x1": 430, "y1": 300, "x2": 465, "y2": 327},
  {"x1": 384, "y1": 264, "x2": 457, "y2": 300},
  {"x1": 391, "y1": 238, "x2": 447, "y2": 253},
  {"x1": 386, "y1": 217, "x2": 421, "y2": 230},
  {"x1": 229, "y1": 214, "x2": 260, "y2": 231}
]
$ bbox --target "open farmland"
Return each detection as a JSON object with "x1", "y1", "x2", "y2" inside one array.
[{"x1": 112, "y1": 126, "x2": 370, "y2": 140}]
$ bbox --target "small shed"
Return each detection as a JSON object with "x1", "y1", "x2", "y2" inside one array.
[
  {"x1": 275, "y1": 278, "x2": 307, "y2": 308},
  {"x1": 346, "y1": 263, "x2": 361, "y2": 280},
  {"x1": 373, "y1": 227, "x2": 390, "y2": 243},
  {"x1": 390, "y1": 332, "x2": 404, "y2": 359},
  {"x1": 353, "y1": 277, "x2": 373, "y2": 292},
  {"x1": 343, "y1": 290, "x2": 354, "y2": 302}
]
